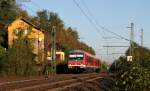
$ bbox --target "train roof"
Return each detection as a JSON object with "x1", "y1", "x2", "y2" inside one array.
[
  {"x1": 69, "y1": 50, "x2": 97, "y2": 58},
  {"x1": 69, "y1": 50, "x2": 84, "y2": 53}
]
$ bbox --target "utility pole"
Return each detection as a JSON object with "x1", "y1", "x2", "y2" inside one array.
[
  {"x1": 51, "y1": 26, "x2": 56, "y2": 75},
  {"x1": 102, "y1": 37, "x2": 109, "y2": 56},
  {"x1": 131, "y1": 23, "x2": 134, "y2": 59},
  {"x1": 141, "y1": 28, "x2": 143, "y2": 47},
  {"x1": 127, "y1": 23, "x2": 134, "y2": 59}
]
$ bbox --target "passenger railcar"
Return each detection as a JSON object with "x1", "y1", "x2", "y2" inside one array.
[{"x1": 68, "y1": 50, "x2": 101, "y2": 72}]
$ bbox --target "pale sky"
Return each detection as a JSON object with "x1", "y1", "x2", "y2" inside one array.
[{"x1": 17, "y1": 0, "x2": 150, "y2": 63}]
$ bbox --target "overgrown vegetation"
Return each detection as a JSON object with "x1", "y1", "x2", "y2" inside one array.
[
  {"x1": 0, "y1": 46, "x2": 7, "y2": 75},
  {"x1": 7, "y1": 28, "x2": 37, "y2": 76},
  {"x1": 32, "y1": 10, "x2": 95, "y2": 56},
  {"x1": 109, "y1": 43, "x2": 150, "y2": 91},
  {"x1": 0, "y1": 0, "x2": 95, "y2": 76},
  {"x1": 101, "y1": 61, "x2": 109, "y2": 69}
]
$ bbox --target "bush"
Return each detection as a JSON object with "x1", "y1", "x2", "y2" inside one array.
[
  {"x1": 0, "y1": 46, "x2": 7, "y2": 76},
  {"x1": 115, "y1": 57, "x2": 150, "y2": 91}
]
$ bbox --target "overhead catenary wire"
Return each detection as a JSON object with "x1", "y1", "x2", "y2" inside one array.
[
  {"x1": 30, "y1": 0, "x2": 43, "y2": 11},
  {"x1": 81, "y1": 0, "x2": 110, "y2": 48},
  {"x1": 22, "y1": 4, "x2": 36, "y2": 14},
  {"x1": 81, "y1": 0, "x2": 103, "y2": 33},
  {"x1": 81, "y1": 0, "x2": 129, "y2": 41},
  {"x1": 16, "y1": 1, "x2": 37, "y2": 15},
  {"x1": 19, "y1": 0, "x2": 129, "y2": 42},
  {"x1": 73, "y1": 0, "x2": 130, "y2": 41},
  {"x1": 72, "y1": 0, "x2": 102, "y2": 35}
]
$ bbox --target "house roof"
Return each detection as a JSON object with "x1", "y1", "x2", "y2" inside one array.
[{"x1": 19, "y1": 17, "x2": 41, "y2": 31}]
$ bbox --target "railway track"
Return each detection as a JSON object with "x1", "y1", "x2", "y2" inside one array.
[{"x1": 0, "y1": 73, "x2": 102, "y2": 91}]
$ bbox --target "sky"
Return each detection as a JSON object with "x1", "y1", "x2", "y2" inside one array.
[{"x1": 17, "y1": 0, "x2": 150, "y2": 63}]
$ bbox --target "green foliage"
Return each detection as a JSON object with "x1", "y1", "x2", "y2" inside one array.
[
  {"x1": 0, "y1": 28, "x2": 8, "y2": 48},
  {"x1": 0, "y1": 46, "x2": 7, "y2": 75},
  {"x1": 126, "y1": 43, "x2": 150, "y2": 61},
  {"x1": 0, "y1": 0, "x2": 17, "y2": 25},
  {"x1": 0, "y1": 1, "x2": 96, "y2": 76},
  {"x1": 116, "y1": 58, "x2": 150, "y2": 91},
  {"x1": 114, "y1": 44, "x2": 150, "y2": 91},
  {"x1": 101, "y1": 61, "x2": 109, "y2": 69},
  {"x1": 67, "y1": 27, "x2": 79, "y2": 40},
  {"x1": 33, "y1": 10, "x2": 95, "y2": 56},
  {"x1": 139, "y1": 58, "x2": 150, "y2": 70},
  {"x1": 6, "y1": 28, "x2": 36, "y2": 76},
  {"x1": 36, "y1": 10, "x2": 50, "y2": 31},
  {"x1": 0, "y1": 0, "x2": 17, "y2": 48}
]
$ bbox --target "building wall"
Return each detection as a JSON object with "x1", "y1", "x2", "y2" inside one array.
[
  {"x1": 8, "y1": 18, "x2": 44, "y2": 64},
  {"x1": 47, "y1": 51, "x2": 65, "y2": 62}
]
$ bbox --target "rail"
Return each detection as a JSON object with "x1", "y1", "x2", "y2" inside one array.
[{"x1": 0, "y1": 73, "x2": 101, "y2": 91}]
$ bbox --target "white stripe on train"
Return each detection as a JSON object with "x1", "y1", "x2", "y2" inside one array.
[{"x1": 68, "y1": 64, "x2": 99, "y2": 68}]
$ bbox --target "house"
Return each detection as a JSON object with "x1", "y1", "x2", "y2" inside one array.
[
  {"x1": 7, "y1": 17, "x2": 44, "y2": 64},
  {"x1": 47, "y1": 51, "x2": 65, "y2": 63}
]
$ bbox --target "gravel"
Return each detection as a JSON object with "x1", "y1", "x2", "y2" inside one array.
[{"x1": 61, "y1": 77, "x2": 115, "y2": 91}]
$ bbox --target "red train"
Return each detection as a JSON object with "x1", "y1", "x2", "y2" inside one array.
[{"x1": 68, "y1": 50, "x2": 101, "y2": 72}]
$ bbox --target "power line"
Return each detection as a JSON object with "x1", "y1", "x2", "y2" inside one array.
[
  {"x1": 22, "y1": 4, "x2": 36, "y2": 14},
  {"x1": 73, "y1": 0, "x2": 130, "y2": 41},
  {"x1": 103, "y1": 46, "x2": 129, "y2": 47},
  {"x1": 81, "y1": 0, "x2": 103, "y2": 33},
  {"x1": 30, "y1": 0, "x2": 43, "y2": 11},
  {"x1": 17, "y1": 1, "x2": 38, "y2": 15},
  {"x1": 72, "y1": 0, "x2": 102, "y2": 35},
  {"x1": 82, "y1": 0, "x2": 129, "y2": 41},
  {"x1": 101, "y1": 27, "x2": 130, "y2": 41}
]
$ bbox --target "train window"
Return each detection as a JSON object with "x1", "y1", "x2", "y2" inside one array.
[{"x1": 69, "y1": 53, "x2": 84, "y2": 60}]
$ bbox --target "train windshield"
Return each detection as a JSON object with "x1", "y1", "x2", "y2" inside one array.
[{"x1": 69, "y1": 53, "x2": 84, "y2": 60}]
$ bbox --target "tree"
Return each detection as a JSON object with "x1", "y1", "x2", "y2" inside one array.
[
  {"x1": 125, "y1": 43, "x2": 150, "y2": 70},
  {"x1": 34, "y1": 10, "x2": 96, "y2": 64},
  {"x1": 7, "y1": 28, "x2": 36, "y2": 76},
  {"x1": 115, "y1": 57, "x2": 150, "y2": 91},
  {"x1": 0, "y1": 0, "x2": 17, "y2": 25},
  {"x1": 101, "y1": 61, "x2": 109, "y2": 69},
  {"x1": 111, "y1": 44, "x2": 150, "y2": 91},
  {"x1": 0, "y1": 0, "x2": 17, "y2": 48},
  {"x1": 0, "y1": 46, "x2": 7, "y2": 75},
  {"x1": 67, "y1": 27, "x2": 79, "y2": 40}
]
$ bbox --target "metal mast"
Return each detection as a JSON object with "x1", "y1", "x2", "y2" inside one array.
[
  {"x1": 141, "y1": 28, "x2": 143, "y2": 47},
  {"x1": 127, "y1": 23, "x2": 134, "y2": 57},
  {"x1": 51, "y1": 26, "x2": 56, "y2": 74}
]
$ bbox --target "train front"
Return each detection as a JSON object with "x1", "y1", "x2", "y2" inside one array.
[{"x1": 68, "y1": 51, "x2": 85, "y2": 72}]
